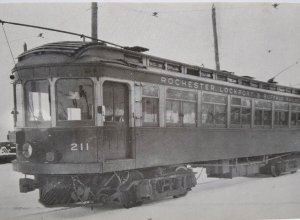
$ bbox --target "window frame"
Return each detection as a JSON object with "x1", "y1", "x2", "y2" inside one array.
[
  {"x1": 230, "y1": 96, "x2": 252, "y2": 128},
  {"x1": 253, "y1": 99, "x2": 272, "y2": 128},
  {"x1": 55, "y1": 77, "x2": 95, "y2": 127},
  {"x1": 149, "y1": 59, "x2": 165, "y2": 70},
  {"x1": 24, "y1": 79, "x2": 52, "y2": 127},
  {"x1": 201, "y1": 92, "x2": 227, "y2": 128},
  {"x1": 15, "y1": 82, "x2": 25, "y2": 128},
  {"x1": 165, "y1": 88, "x2": 197, "y2": 127},
  {"x1": 274, "y1": 101, "x2": 289, "y2": 128},
  {"x1": 141, "y1": 84, "x2": 160, "y2": 127},
  {"x1": 291, "y1": 104, "x2": 300, "y2": 127}
]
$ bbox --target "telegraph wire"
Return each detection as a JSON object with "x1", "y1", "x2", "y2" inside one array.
[
  {"x1": 119, "y1": 3, "x2": 275, "y2": 15},
  {"x1": 118, "y1": 5, "x2": 202, "y2": 32},
  {"x1": 116, "y1": 4, "x2": 278, "y2": 39}
]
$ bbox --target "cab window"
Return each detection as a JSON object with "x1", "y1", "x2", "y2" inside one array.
[
  {"x1": 25, "y1": 80, "x2": 51, "y2": 123},
  {"x1": 56, "y1": 79, "x2": 93, "y2": 121}
]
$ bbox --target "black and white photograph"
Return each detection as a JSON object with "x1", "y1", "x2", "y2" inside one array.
[{"x1": 0, "y1": 1, "x2": 300, "y2": 219}]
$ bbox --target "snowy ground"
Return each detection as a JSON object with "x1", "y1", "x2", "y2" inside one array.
[{"x1": 1, "y1": 163, "x2": 300, "y2": 220}]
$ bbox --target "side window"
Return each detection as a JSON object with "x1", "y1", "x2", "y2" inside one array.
[
  {"x1": 241, "y1": 98, "x2": 252, "y2": 126},
  {"x1": 56, "y1": 79, "x2": 93, "y2": 121},
  {"x1": 254, "y1": 100, "x2": 272, "y2": 127},
  {"x1": 230, "y1": 97, "x2": 251, "y2": 127},
  {"x1": 230, "y1": 97, "x2": 241, "y2": 125},
  {"x1": 291, "y1": 105, "x2": 300, "y2": 127},
  {"x1": 25, "y1": 80, "x2": 51, "y2": 122},
  {"x1": 202, "y1": 93, "x2": 227, "y2": 127},
  {"x1": 274, "y1": 102, "x2": 289, "y2": 127},
  {"x1": 142, "y1": 85, "x2": 159, "y2": 126},
  {"x1": 166, "y1": 89, "x2": 197, "y2": 126},
  {"x1": 103, "y1": 82, "x2": 128, "y2": 123}
]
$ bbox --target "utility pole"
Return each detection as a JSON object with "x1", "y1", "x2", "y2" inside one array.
[
  {"x1": 212, "y1": 4, "x2": 220, "y2": 71},
  {"x1": 91, "y1": 2, "x2": 98, "y2": 42}
]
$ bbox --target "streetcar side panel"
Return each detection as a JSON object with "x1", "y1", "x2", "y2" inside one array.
[{"x1": 135, "y1": 128, "x2": 300, "y2": 168}]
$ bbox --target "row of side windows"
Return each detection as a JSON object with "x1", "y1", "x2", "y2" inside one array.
[
  {"x1": 141, "y1": 85, "x2": 300, "y2": 128},
  {"x1": 15, "y1": 79, "x2": 300, "y2": 128}
]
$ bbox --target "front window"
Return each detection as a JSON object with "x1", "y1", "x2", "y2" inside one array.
[
  {"x1": 56, "y1": 79, "x2": 93, "y2": 121},
  {"x1": 25, "y1": 80, "x2": 51, "y2": 122}
]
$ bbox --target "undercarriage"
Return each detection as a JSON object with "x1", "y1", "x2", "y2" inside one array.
[
  {"x1": 18, "y1": 153, "x2": 300, "y2": 208},
  {"x1": 21, "y1": 165, "x2": 196, "y2": 208}
]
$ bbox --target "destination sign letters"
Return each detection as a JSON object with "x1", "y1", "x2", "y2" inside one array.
[{"x1": 160, "y1": 76, "x2": 300, "y2": 104}]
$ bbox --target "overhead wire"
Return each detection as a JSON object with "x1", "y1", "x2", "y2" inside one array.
[
  {"x1": 1, "y1": 24, "x2": 16, "y2": 66},
  {"x1": 119, "y1": 4, "x2": 267, "y2": 15},
  {"x1": 1, "y1": 22, "x2": 24, "y2": 83},
  {"x1": 0, "y1": 19, "x2": 128, "y2": 49},
  {"x1": 118, "y1": 5, "x2": 205, "y2": 34},
  {"x1": 0, "y1": 6, "x2": 91, "y2": 45}
]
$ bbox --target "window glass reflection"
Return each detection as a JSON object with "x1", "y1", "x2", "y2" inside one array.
[
  {"x1": 16, "y1": 84, "x2": 24, "y2": 125},
  {"x1": 202, "y1": 93, "x2": 227, "y2": 126},
  {"x1": 166, "y1": 89, "x2": 197, "y2": 126},
  {"x1": 25, "y1": 80, "x2": 51, "y2": 122},
  {"x1": 142, "y1": 98, "x2": 159, "y2": 125},
  {"x1": 56, "y1": 79, "x2": 93, "y2": 121},
  {"x1": 202, "y1": 103, "x2": 214, "y2": 124},
  {"x1": 183, "y1": 102, "x2": 196, "y2": 124},
  {"x1": 166, "y1": 100, "x2": 180, "y2": 124}
]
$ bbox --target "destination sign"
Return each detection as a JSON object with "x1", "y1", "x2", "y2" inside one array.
[{"x1": 159, "y1": 76, "x2": 300, "y2": 104}]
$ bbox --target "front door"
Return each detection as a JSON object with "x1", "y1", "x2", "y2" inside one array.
[{"x1": 103, "y1": 82, "x2": 130, "y2": 160}]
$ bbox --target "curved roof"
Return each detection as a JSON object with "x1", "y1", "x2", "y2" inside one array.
[
  {"x1": 14, "y1": 41, "x2": 300, "y2": 96},
  {"x1": 18, "y1": 41, "x2": 102, "y2": 60}
]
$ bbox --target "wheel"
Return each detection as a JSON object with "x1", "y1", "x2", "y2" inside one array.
[
  {"x1": 118, "y1": 171, "x2": 145, "y2": 208},
  {"x1": 119, "y1": 190, "x2": 133, "y2": 208},
  {"x1": 172, "y1": 166, "x2": 192, "y2": 199},
  {"x1": 119, "y1": 187, "x2": 143, "y2": 209},
  {"x1": 270, "y1": 164, "x2": 281, "y2": 177},
  {"x1": 173, "y1": 190, "x2": 188, "y2": 199}
]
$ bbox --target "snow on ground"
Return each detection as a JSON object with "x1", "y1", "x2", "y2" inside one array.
[{"x1": 1, "y1": 163, "x2": 300, "y2": 220}]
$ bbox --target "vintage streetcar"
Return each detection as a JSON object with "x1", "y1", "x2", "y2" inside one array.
[{"x1": 9, "y1": 41, "x2": 300, "y2": 208}]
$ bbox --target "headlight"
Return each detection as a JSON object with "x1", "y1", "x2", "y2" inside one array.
[
  {"x1": 22, "y1": 143, "x2": 33, "y2": 159},
  {"x1": 45, "y1": 150, "x2": 61, "y2": 163},
  {"x1": 45, "y1": 151, "x2": 55, "y2": 162}
]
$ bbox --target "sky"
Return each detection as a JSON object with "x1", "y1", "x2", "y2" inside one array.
[{"x1": 0, "y1": 2, "x2": 300, "y2": 140}]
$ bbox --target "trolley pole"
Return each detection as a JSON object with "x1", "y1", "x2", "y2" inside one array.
[
  {"x1": 212, "y1": 4, "x2": 220, "y2": 71},
  {"x1": 91, "y1": 2, "x2": 98, "y2": 42}
]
